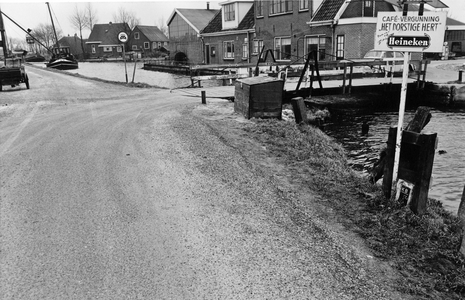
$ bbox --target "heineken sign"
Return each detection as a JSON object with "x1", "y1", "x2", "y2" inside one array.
[
  {"x1": 375, "y1": 12, "x2": 446, "y2": 52},
  {"x1": 387, "y1": 34, "x2": 430, "y2": 49}
]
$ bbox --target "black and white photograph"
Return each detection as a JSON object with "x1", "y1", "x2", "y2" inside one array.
[{"x1": 1, "y1": 0, "x2": 465, "y2": 299}]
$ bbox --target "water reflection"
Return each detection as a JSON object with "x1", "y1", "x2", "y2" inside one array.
[{"x1": 324, "y1": 109, "x2": 465, "y2": 214}]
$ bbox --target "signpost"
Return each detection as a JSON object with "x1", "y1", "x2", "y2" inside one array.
[
  {"x1": 118, "y1": 31, "x2": 129, "y2": 83},
  {"x1": 374, "y1": 4, "x2": 446, "y2": 196}
]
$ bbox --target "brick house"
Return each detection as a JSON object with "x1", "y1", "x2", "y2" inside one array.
[
  {"x1": 255, "y1": 0, "x2": 437, "y2": 63},
  {"x1": 128, "y1": 25, "x2": 169, "y2": 57},
  {"x1": 167, "y1": 5, "x2": 218, "y2": 64},
  {"x1": 307, "y1": 0, "x2": 399, "y2": 61},
  {"x1": 85, "y1": 22, "x2": 131, "y2": 58},
  {"x1": 254, "y1": 0, "x2": 324, "y2": 64},
  {"x1": 200, "y1": 1, "x2": 255, "y2": 65}
]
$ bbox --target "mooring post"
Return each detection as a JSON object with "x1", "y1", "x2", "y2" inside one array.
[
  {"x1": 409, "y1": 132, "x2": 437, "y2": 215},
  {"x1": 348, "y1": 64, "x2": 354, "y2": 94},
  {"x1": 201, "y1": 90, "x2": 206, "y2": 104},
  {"x1": 382, "y1": 126, "x2": 397, "y2": 199},
  {"x1": 342, "y1": 63, "x2": 347, "y2": 94},
  {"x1": 458, "y1": 185, "x2": 465, "y2": 255},
  {"x1": 290, "y1": 97, "x2": 308, "y2": 125}
]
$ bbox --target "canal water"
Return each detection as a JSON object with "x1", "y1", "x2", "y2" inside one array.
[
  {"x1": 37, "y1": 62, "x2": 465, "y2": 214},
  {"x1": 323, "y1": 109, "x2": 465, "y2": 214},
  {"x1": 63, "y1": 61, "x2": 221, "y2": 89}
]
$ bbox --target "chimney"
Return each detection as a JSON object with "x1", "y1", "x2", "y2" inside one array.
[{"x1": 207, "y1": 2, "x2": 210, "y2": 10}]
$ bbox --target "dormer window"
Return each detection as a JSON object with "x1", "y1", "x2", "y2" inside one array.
[
  {"x1": 364, "y1": 0, "x2": 374, "y2": 17},
  {"x1": 224, "y1": 3, "x2": 235, "y2": 21}
]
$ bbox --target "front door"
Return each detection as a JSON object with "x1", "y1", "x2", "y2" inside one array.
[{"x1": 205, "y1": 44, "x2": 210, "y2": 64}]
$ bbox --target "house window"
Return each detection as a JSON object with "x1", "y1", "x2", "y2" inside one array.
[
  {"x1": 134, "y1": 32, "x2": 140, "y2": 39},
  {"x1": 299, "y1": 0, "x2": 309, "y2": 11},
  {"x1": 274, "y1": 37, "x2": 291, "y2": 60},
  {"x1": 256, "y1": 0, "x2": 263, "y2": 17},
  {"x1": 211, "y1": 46, "x2": 216, "y2": 56},
  {"x1": 305, "y1": 36, "x2": 326, "y2": 60},
  {"x1": 224, "y1": 3, "x2": 235, "y2": 21},
  {"x1": 103, "y1": 46, "x2": 112, "y2": 52},
  {"x1": 223, "y1": 41, "x2": 235, "y2": 59},
  {"x1": 242, "y1": 43, "x2": 248, "y2": 59},
  {"x1": 132, "y1": 45, "x2": 138, "y2": 50},
  {"x1": 253, "y1": 39, "x2": 264, "y2": 55},
  {"x1": 336, "y1": 35, "x2": 345, "y2": 60},
  {"x1": 116, "y1": 46, "x2": 122, "y2": 52},
  {"x1": 158, "y1": 42, "x2": 162, "y2": 48},
  {"x1": 91, "y1": 44, "x2": 96, "y2": 54},
  {"x1": 144, "y1": 42, "x2": 149, "y2": 49},
  {"x1": 270, "y1": 0, "x2": 293, "y2": 15},
  {"x1": 364, "y1": 0, "x2": 374, "y2": 17}
]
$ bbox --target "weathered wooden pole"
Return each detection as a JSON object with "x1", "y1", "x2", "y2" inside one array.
[
  {"x1": 410, "y1": 132, "x2": 436, "y2": 215},
  {"x1": 290, "y1": 97, "x2": 308, "y2": 125},
  {"x1": 458, "y1": 185, "x2": 465, "y2": 255},
  {"x1": 201, "y1": 90, "x2": 206, "y2": 104}
]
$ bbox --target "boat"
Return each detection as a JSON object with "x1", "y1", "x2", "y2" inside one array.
[
  {"x1": 46, "y1": 46, "x2": 78, "y2": 69},
  {"x1": 25, "y1": 53, "x2": 46, "y2": 62},
  {"x1": 45, "y1": 2, "x2": 78, "y2": 70}
]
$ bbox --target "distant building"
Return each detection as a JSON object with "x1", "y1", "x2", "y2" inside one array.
[
  {"x1": 57, "y1": 35, "x2": 86, "y2": 59},
  {"x1": 445, "y1": 17, "x2": 465, "y2": 57},
  {"x1": 167, "y1": 3, "x2": 218, "y2": 64},
  {"x1": 200, "y1": 1, "x2": 255, "y2": 65},
  {"x1": 85, "y1": 22, "x2": 131, "y2": 58},
  {"x1": 128, "y1": 25, "x2": 169, "y2": 57}
]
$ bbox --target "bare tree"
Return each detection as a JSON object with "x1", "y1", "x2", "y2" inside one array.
[
  {"x1": 69, "y1": 5, "x2": 88, "y2": 56},
  {"x1": 113, "y1": 7, "x2": 140, "y2": 30},
  {"x1": 32, "y1": 23, "x2": 62, "y2": 50},
  {"x1": 85, "y1": 2, "x2": 98, "y2": 31},
  {"x1": 157, "y1": 17, "x2": 168, "y2": 37}
]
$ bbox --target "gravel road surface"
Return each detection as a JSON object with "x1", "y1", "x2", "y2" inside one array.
[{"x1": 0, "y1": 65, "x2": 407, "y2": 299}]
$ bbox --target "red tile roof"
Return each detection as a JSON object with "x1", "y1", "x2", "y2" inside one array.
[
  {"x1": 201, "y1": 5, "x2": 254, "y2": 34},
  {"x1": 87, "y1": 23, "x2": 131, "y2": 45},
  {"x1": 311, "y1": 0, "x2": 345, "y2": 22},
  {"x1": 135, "y1": 25, "x2": 168, "y2": 42}
]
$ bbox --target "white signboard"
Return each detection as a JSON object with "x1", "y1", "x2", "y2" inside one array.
[{"x1": 375, "y1": 11, "x2": 447, "y2": 53}]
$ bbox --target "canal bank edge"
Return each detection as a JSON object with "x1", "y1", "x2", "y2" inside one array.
[{"x1": 192, "y1": 100, "x2": 465, "y2": 300}]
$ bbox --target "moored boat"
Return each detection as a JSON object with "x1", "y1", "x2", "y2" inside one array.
[
  {"x1": 45, "y1": 2, "x2": 78, "y2": 70},
  {"x1": 46, "y1": 46, "x2": 78, "y2": 70}
]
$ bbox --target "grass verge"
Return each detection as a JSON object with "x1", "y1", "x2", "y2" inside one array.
[{"x1": 244, "y1": 118, "x2": 465, "y2": 300}]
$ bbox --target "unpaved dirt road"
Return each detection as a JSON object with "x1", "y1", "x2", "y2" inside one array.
[{"x1": 1, "y1": 66, "x2": 405, "y2": 299}]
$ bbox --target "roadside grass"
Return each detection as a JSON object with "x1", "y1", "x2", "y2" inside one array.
[{"x1": 244, "y1": 119, "x2": 465, "y2": 300}]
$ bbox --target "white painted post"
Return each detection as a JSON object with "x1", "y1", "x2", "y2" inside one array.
[{"x1": 392, "y1": 51, "x2": 411, "y2": 194}]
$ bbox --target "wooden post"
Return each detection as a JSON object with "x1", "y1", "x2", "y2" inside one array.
[
  {"x1": 421, "y1": 60, "x2": 428, "y2": 89},
  {"x1": 201, "y1": 90, "x2": 206, "y2": 104},
  {"x1": 383, "y1": 126, "x2": 397, "y2": 199},
  {"x1": 405, "y1": 106, "x2": 431, "y2": 132},
  {"x1": 459, "y1": 70, "x2": 463, "y2": 83},
  {"x1": 348, "y1": 64, "x2": 353, "y2": 94},
  {"x1": 290, "y1": 97, "x2": 308, "y2": 124},
  {"x1": 409, "y1": 132, "x2": 437, "y2": 215},
  {"x1": 131, "y1": 54, "x2": 137, "y2": 83},
  {"x1": 342, "y1": 63, "x2": 347, "y2": 94},
  {"x1": 458, "y1": 185, "x2": 465, "y2": 255}
]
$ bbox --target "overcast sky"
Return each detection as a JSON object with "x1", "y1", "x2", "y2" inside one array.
[
  {"x1": 0, "y1": 0, "x2": 221, "y2": 42},
  {"x1": 1, "y1": 0, "x2": 464, "y2": 43}
]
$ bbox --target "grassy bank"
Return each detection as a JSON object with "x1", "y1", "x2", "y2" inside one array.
[{"x1": 243, "y1": 119, "x2": 465, "y2": 300}]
